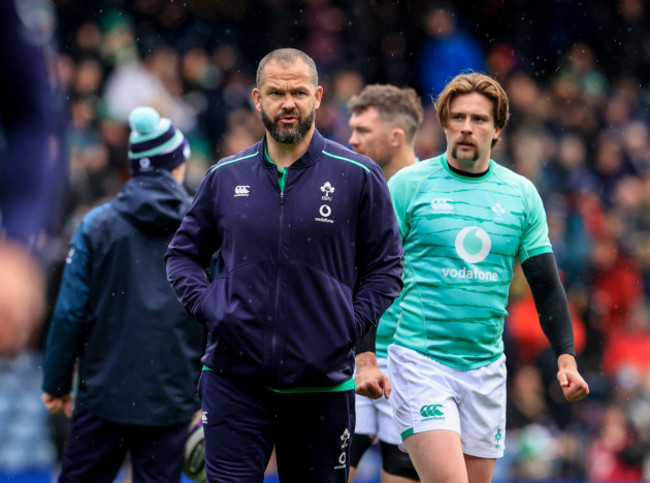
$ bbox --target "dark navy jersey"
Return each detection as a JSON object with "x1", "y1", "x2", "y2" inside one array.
[{"x1": 166, "y1": 130, "x2": 403, "y2": 390}]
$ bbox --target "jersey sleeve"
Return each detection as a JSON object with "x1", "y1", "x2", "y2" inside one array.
[
  {"x1": 42, "y1": 213, "x2": 94, "y2": 396},
  {"x1": 517, "y1": 179, "x2": 553, "y2": 263},
  {"x1": 165, "y1": 171, "x2": 220, "y2": 317},
  {"x1": 387, "y1": 167, "x2": 421, "y2": 240},
  {"x1": 352, "y1": 163, "x2": 403, "y2": 338}
]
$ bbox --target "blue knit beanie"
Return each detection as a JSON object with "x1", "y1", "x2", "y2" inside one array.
[{"x1": 128, "y1": 106, "x2": 190, "y2": 176}]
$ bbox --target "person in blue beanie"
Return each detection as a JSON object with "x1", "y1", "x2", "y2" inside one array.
[
  {"x1": 166, "y1": 48, "x2": 403, "y2": 482},
  {"x1": 42, "y1": 106, "x2": 205, "y2": 483}
]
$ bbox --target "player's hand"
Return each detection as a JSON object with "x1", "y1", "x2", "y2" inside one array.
[
  {"x1": 42, "y1": 393, "x2": 73, "y2": 418},
  {"x1": 354, "y1": 352, "x2": 391, "y2": 399},
  {"x1": 0, "y1": 242, "x2": 46, "y2": 358},
  {"x1": 556, "y1": 353, "x2": 589, "y2": 402}
]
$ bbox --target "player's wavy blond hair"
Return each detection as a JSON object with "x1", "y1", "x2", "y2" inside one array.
[{"x1": 435, "y1": 72, "x2": 510, "y2": 147}]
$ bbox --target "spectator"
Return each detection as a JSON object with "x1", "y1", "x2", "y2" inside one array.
[
  {"x1": 417, "y1": 2, "x2": 484, "y2": 97},
  {"x1": 41, "y1": 107, "x2": 205, "y2": 481}
]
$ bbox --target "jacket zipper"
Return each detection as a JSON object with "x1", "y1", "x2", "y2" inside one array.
[{"x1": 270, "y1": 182, "x2": 286, "y2": 380}]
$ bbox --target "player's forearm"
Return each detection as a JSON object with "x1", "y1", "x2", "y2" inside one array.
[
  {"x1": 557, "y1": 353, "x2": 578, "y2": 370},
  {"x1": 521, "y1": 252, "x2": 575, "y2": 357},
  {"x1": 355, "y1": 350, "x2": 378, "y2": 367}
]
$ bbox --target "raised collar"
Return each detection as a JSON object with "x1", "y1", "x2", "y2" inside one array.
[{"x1": 261, "y1": 129, "x2": 326, "y2": 169}]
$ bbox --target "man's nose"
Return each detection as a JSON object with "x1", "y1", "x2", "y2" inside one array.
[
  {"x1": 349, "y1": 131, "x2": 358, "y2": 146},
  {"x1": 281, "y1": 93, "x2": 297, "y2": 109},
  {"x1": 461, "y1": 118, "x2": 473, "y2": 133}
]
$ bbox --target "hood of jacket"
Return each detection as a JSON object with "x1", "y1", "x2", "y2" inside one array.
[{"x1": 112, "y1": 170, "x2": 192, "y2": 234}]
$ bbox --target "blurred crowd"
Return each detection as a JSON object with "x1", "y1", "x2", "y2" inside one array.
[{"x1": 2, "y1": 0, "x2": 650, "y2": 481}]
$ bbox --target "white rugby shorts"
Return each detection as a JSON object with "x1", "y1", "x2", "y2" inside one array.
[{"x1": 387, "y1": 344, "x2": 506, "y2": 458}]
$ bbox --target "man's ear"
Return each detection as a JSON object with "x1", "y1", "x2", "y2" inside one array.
[
  {"x1": 390, "y1": 127, "x2": 406, "y2": 148},
  {"x1": 314, "y1": 85, "x2": 324, "y2": 109},
  {"x1": 252, "y1": 88, "x2": 262, "y2": 112}
]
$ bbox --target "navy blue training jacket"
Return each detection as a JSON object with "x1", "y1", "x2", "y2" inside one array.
[
  {"x1": 165, "y1": 130, "x2": 403, "y2": 389},
  {"x1": 42, "y1": 171, "x2": 205, "y2": 426}
]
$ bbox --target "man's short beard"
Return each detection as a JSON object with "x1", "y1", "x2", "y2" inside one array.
[
  {"x1": 451, "y1": 145, "x2": 479, "y2": 161},
  {"x1": 261, "y1": 108, "x2": 315, "y2": 144},
  {"x1": 452, "y1": 137, "x2": 479, "y2": 161}
]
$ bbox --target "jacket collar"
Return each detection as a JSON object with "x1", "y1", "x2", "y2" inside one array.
[{"x1": 259, "y1": 129, "x2": 326, "y2": 169}]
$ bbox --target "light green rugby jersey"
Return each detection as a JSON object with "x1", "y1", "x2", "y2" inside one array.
[
  {"x1": 388, "y1": 153, "x2": 553, "y2": 370},
  {"x1": 376, "y1": 292, "x2": 400, "y2": 359},
  {"x1": 375, "y1": 158, "x2": 420, "y2": 359}
]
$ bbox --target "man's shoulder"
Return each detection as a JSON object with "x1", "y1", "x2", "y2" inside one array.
[
  {"x1": 75, "y1": 201, "x2": 114, "y2": 239},
  {"x1": 83, "y1": 201, "x2": 114, "y2": 224},
  {"x1": 490, "y1": 160, "x2": 538, "y2": 192},
  {"x1": 390, "y1": 155, "x2": 442, "y2": 185}
]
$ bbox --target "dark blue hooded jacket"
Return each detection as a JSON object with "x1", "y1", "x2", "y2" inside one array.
[
  {"x1": 42, "y1": 170, "x2": 205, "y2": 426},
  {"x1": 165, "y1": 131, "x2": 403, "y2": 390}
]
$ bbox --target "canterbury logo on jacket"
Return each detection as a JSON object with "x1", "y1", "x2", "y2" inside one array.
[{"x1": 165, "y1": 130, "x2": 403, "y2": 390}]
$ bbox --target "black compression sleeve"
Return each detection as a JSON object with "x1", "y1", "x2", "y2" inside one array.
[
  {"x1": 355, "y1": 323, "x2": 377, "y2": 354},
  {"x1": 521, "y1": 252, "x2": 576, "y2": 358}
]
